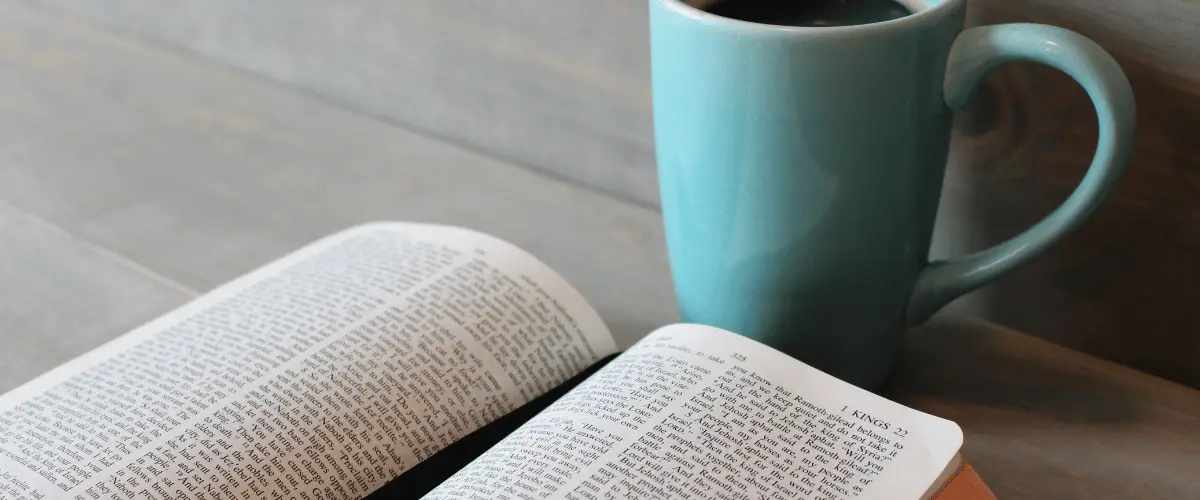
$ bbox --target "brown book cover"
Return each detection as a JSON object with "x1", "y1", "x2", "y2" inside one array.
[{"x1": 932, "y1": 462, "x2": 997, "y2": 500}]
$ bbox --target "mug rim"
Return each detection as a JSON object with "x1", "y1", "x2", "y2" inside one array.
[{"x1": 658, "y1": 0, "x2": 963, "y2": 36}]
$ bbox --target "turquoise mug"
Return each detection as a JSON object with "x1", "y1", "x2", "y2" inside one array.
[{"x1": 650, "y1": 0, "x2": 1136, "y2": 389}]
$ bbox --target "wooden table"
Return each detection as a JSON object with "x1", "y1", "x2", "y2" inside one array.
[
  {"x1": 0, "y1": 2, "x2": 1196, "y2": 498},
  {"x1": 894, "y1": 319, "x2": 1200, "y2": 498}
]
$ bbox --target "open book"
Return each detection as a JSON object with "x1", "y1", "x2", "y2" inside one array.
[{"x1": 0, "y1": 223, "x2": 994, "y2": 499}]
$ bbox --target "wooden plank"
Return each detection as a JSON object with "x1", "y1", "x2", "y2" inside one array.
[
  {"x1": 0, "y1": 202, "x2": 193, "y2": 393},
  {"x1": 30, "y1": 0, "x2": 1200, "y2": 207},
  {"x1": 933, "y1": 3, "x2": 1200, "y2": 387},
  {"x1": 968, "y1": 0, "x2": 1200, "y2": 91},
  {"x1": 0, "y1": 2, "x2": 676, "y2": 347},
  {"x1": 892, "y1": 317, "x2": 1200, "y2": 499},
  {"x1": 28, "y1": 0, "x2": 660, "y2": 206},
  {"x1": 32, "y1": 0, "x2": 1200, "y2": 388}
]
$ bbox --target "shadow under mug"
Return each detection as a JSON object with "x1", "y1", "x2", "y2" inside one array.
[{"x1": 650, "y1": 0, "x2": 1136, "y2": 389}]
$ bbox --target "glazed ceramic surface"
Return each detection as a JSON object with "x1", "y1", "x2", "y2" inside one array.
[{"x1": 650, "y1": 0, "x2": 1136, "y2": 388}]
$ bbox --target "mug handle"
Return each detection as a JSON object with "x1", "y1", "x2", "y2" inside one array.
[{"x1": 906, "y1": 24, "x2": 1136, "y2": 325}]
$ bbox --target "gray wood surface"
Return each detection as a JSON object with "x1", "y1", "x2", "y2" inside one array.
[
  {"x1": 0, "y1": 1, "x2": 675, "y2": 352},
  {"x1": 29, "y1": 0, "x2": 659, "y2": 206},
  {"x1": 948, "y1": 2, "x2": 1200, "y2": 387},
  {"x1": 30, "y1": 0, "x2": 1200, "y2": 387},
  {"x1": 0, "y1": 201, "x2": 192, "y2": 392},
  {"x1": 969, "y1": 0, "x2": 1200, "y2": 90},
  {"x1": 32, "y1": 0, "x2": 1200, "y2": 205},
  {"x1": 895, "y1": 318, "x2": 1200, "y2": 499}
]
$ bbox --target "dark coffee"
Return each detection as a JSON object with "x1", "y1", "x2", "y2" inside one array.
[{"x1": 701, "y1": 0, "x2": 913, "y2": 27}]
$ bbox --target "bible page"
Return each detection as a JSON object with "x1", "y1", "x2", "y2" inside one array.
[
  {"x1": 0, "y1": 222, "x2": 617, "y2": 500},
  {"x1": 425, "y1": 324, "x2": 961, "y2": 500}
]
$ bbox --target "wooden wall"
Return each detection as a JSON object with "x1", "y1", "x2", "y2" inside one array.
[
  {"x1": 954, "y1": 0, "x2": 1200, "y2": 386},
  {"x1": 30, "y1": 0, "x2": 661, "y2": 206},
  {"x1": 29, "y1": 0, "x2": 1200, "y2": 386}
]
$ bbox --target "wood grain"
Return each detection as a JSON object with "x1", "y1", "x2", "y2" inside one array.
[
  {"x1": 28, "y1": 0, "x2": 660, "y2": 206},
  {"x1": 34, "y1": 0, "x2": 1200, "y2": 387},
  {"x1": 892, "y1": 317, "x2": 1200, "y2": 499},
  {"x1": 0, "y1": 2, "x2": 675, "y2": 348},
  {"x1": 0, "y1": 202, "x2": 192, "y2": 393},
  {"x1": 939, "y1": 3, "x2": 1200, "y2": 386},
  {"x1": 967, "y1": 0, "x2": 1200, "y2": 91},
  {"x1": 33, "y1": 0, "x2": 1200, "y2": 205}
]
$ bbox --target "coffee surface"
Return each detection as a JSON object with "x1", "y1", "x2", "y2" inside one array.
[{"x1": 703, "y1": 0, "x2": 913, "y2": 27}]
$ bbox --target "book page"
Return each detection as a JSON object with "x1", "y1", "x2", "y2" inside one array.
[
  {"x1": 0, "y1": 222, "x2": 617, "y2": 500},
  {"x1": 425, "y1": 324, "x2": 961, "y2": 500}
]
